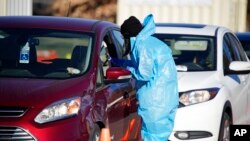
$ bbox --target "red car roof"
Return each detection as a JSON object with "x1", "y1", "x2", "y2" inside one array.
[{"x1": 0, "y1": 16, "x2": 118, "y2": 32}]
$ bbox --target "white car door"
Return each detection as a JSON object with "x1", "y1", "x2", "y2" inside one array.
[
  {"x1": 229, "y1": 34, "x2": 250, "y2": 123},
  {"x1": 222, "y1": 33, "x2": 250, "y2": 124}
]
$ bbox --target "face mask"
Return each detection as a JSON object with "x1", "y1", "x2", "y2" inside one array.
[{"x1": 123, "y1": 38, "x2": 131, "y2": 56}]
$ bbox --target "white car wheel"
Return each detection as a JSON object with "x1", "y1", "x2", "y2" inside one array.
[{"x1": 219, "y1": 112, "x2": 231, "y2": 141}]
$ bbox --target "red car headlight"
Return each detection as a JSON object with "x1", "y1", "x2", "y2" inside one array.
[{"x1": 34, "y1": 97, "x2": 81, "y2": 124}]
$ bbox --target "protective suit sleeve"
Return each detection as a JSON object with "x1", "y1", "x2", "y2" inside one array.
[
  {"x1": 126, "y1": 47, "x2": 154, "y2": 81},
  {"x1": 110, "y1": 58, "x2": 134, "y2": 68}
]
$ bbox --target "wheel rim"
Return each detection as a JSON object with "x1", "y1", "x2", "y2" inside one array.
[
  {"x1": 95, "y1": 133, "x2": 100, "y2": 141},
  {"x1": 222, "y1": 118, "x2": 230, "y2": 141}
]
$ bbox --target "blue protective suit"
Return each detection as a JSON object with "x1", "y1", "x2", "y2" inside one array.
[{"x1": 114, "y1": 14, "x2": 179, "y2": 141}]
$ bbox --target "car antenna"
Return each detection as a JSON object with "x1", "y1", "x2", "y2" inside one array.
[{"x1": 66, "y1": 0, "x2": 71, "y2": 17}]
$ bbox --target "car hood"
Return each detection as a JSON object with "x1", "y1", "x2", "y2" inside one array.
[
  {"x1": 177, "y1": 71, "x2": 222, "y2": 92},
  {"x1": 0, "y1": 76, "x2": 93, "y2": 107}
]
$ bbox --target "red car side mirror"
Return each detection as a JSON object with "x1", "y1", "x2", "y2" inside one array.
[{"x1": 106, "y1": 67, "x2": 131, "y2": 80}]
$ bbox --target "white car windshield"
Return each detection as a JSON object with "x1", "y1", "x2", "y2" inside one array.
[
  {"x1": 0, "y1": 29, "x2": 93, "y2": 78},
  {"x1": 154, "y1": 34, "x2": 216, "y2": 71}
]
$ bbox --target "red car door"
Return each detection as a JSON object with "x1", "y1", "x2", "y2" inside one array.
[{"x1": 108, "y1": 29, "x2": 142, "y2": 141}]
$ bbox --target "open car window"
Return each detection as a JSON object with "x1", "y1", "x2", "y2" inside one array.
[{"x1": 0, "y1": 28, "x2": 93, "y2": 79}]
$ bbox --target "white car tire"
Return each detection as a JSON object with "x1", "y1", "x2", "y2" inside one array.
[{"x1": 218, "y1": 112, "x2": 231, "y2": 141}]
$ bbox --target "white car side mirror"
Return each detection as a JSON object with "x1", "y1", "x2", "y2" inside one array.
[{"x1": 229, "y1": 61, "x2": 250, "y2": 71}]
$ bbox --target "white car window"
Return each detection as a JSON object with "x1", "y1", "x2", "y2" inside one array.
[
  {"x1": 228, "y1": 33, "x2": 248, "y2": 61},
  {"x1": 154, "y1": 34, "x2": 215, "y2": 71}
]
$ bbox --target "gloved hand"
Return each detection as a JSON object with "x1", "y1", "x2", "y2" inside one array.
[
  {"x1": 109, "y1": 57, "x2": 124, "y2": 67},
  {"x1": 108, "y1": 56, "x2": 134, "y2": 68}
]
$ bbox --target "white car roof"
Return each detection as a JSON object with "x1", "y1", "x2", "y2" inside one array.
[{"x1": 155, "y1": 23, "x2": 225, "y2": 36}]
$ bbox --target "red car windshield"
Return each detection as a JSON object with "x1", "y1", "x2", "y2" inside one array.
[{"x1": 0, "y1": 29, "x2": 93, "y2": 79}]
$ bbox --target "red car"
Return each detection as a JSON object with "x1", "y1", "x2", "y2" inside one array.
[{"x1": 0, "y1": 16, "x2": 140, "y2": 141}]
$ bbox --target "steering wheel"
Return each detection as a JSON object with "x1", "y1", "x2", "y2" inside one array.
[{"x1": 181, "y1": 62, "x2": 204, "y2": 71}]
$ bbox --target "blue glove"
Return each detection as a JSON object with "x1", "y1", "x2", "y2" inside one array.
[
  {"x1": 110, "y1": 57, "x2": 124, "y2": 67},
  {"x1": 110, "y1": 57, "x2": 134, "y2": 69}
]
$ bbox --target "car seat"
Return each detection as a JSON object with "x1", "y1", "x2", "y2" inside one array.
[
  {"x1": 0, "y1": 37, "x2": 19, "y2": 68},
  {"x1": 70, "y1": 45, "x2": 88, "y2": 71}
]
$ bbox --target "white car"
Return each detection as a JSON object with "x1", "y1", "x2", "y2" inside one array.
[{"x1": 153, "y1": 24, "x2": 250, "y2": 141}]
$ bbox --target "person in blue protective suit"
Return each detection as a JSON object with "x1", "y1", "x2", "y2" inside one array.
[{"x1": 111, "y1": 14, "x2": 179, "y2": 141}]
